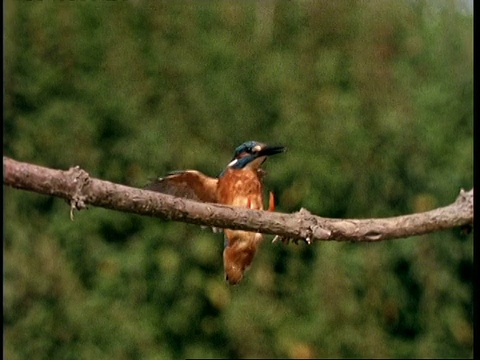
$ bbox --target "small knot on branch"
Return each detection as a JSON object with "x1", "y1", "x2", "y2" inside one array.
[
  {"x1": 272, "y1": 208, "x2": 331, "y2": 245},
  {"x1": 67, "y1": 165, "x2": 90, "y2": 220},
  {"x1": 364, "y1": 231, "x2": 383, "y2": 241},
  {"x1": 456, "y1": 188, "x2": 473, "y2": 204},
  {"x1": 311, "y1": 225, "x2": 332, "y2": 240}
]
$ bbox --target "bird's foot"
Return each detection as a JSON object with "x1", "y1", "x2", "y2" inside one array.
[
  {"x1": 201, "y1": 226, "x2": 223, "y2": 233},
  {"x1": 272, "y1": 235, "x2": 311, "y2": 245}
]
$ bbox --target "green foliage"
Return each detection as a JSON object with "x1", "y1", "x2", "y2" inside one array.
[{"x1": 4, "y1": 0, "x2": 472, "y2": 358}]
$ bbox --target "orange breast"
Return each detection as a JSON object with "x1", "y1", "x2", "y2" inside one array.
[{"x1": 216, "y1": 168, "x2": 264, "y2": 210}]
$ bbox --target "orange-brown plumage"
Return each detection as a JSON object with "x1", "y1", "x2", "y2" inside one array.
[
  {"x1": 145, "y1": 141, "x2": 285, "y2": 284},
  {"x1": 216, "y1": 168, "x2": 264, "y2": 208},
  {"x1": 217, "y1": 167, "x2": 266, "y2": 284},
  {"x1": 145, "y1": 170, "x2": 218, "y2": 203}
]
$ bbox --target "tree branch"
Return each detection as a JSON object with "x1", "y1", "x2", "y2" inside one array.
[{"x1": 3, "y1": 156, "x2": 473, "y2": 243}]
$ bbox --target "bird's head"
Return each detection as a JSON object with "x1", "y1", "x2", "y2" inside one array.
[{"x1": 226, "y1": 141, "x2": 286, "y2": 170}]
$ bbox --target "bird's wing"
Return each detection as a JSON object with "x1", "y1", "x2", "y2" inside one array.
[{"x1": 145, "y1": 170, "x2": 218, "y2": 203}]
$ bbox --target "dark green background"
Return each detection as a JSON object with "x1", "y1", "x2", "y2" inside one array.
[{"x1": 4, "y1": 1, "x2": 473, "y2": 358}]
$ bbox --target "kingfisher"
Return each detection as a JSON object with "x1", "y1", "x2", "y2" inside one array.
[{"x1": 145, "y1": 141, "x2": 286, "y2": 285}]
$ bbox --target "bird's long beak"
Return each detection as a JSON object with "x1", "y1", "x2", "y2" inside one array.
[{"x1": 257, "y1": 145, "x2": 286, "y2": 157}]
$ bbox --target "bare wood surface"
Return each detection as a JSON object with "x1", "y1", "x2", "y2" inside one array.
[{"x1": 3, "y1": 156, "x2": 473, "y2": 243}]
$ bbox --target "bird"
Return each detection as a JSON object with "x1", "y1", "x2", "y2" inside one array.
[{"x1": 145, "y1": 141, "x2": 286, "y2": 284}]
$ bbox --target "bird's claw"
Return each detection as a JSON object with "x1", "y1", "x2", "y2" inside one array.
[
  {"x1": 272, "y1": 235, "x2": 311, "y2": 245},
  {"x1": 201, "y1": 226, "x2": 223, "y2": 233},
  {"x1": 272, "y1": 235, "x2": 294, "y2": 244}
]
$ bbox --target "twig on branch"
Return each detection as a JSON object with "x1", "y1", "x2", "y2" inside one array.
[{"x1": 3, "y1": 156, "x2": 473, "y2": 243}]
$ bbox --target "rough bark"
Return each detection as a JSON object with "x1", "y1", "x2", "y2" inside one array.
[{"x1": 3, "y1": 156, "x2": 473, "y2": 243}]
